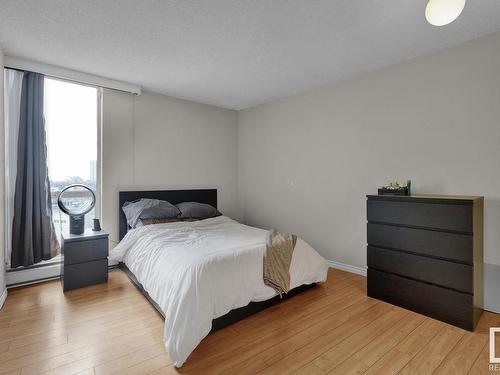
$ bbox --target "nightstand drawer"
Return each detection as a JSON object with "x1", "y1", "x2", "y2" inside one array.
[
  {"x1": 64, "y1": 238, "x2": 108, "y2": 265},
  {"x1": 63, "y1": 259, "x2": 108, "y2": 291}
]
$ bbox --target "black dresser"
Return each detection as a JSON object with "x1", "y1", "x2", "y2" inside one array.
[
  {"x1": 61, "y1": 230, "x2": 109, "y2": 292},
  {"x1": 367, "y1": 194, "x2": 483, "y2": 331}
]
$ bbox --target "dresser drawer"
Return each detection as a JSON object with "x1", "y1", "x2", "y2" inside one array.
[
  {"x1": 368, "y1": 268, "x2": 473, "y2": 330},
  {"x1": 368, "y1": 246, "x2": 473, "y2": 293},
  {"x1": 63, "y1": 238, "x2": 108, "y2": 265},
  {"x1": 367, "y1": 199, "x2": 472, "y2": 233},
  {"x1": 367, "y1": 223, "x2": 472, "y2": 264},
  {"x1": 62, "y1": 259, "x2": 108, "y2": 292}
]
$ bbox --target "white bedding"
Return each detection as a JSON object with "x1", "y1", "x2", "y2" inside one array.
[{"x1": 109, "y1": 216, "x2": 328, "y2": 367}]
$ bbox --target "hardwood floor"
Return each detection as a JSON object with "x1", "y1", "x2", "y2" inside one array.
[{"x1": 0, "y1": 268, "x2": 499, "y2": 374}]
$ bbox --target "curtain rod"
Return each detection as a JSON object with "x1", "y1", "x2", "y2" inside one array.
[
  {"x1": 5, "y1": 65, "x2": 106, "y2": 91},
  {"x1": 4, "y1": 56, "x2": 141, "y2": 95},
  {"x1": 5, "y1": 66, "x2": 24, "y2": 73}
]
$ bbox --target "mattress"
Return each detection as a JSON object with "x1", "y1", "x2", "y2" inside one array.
[{"x1": 109, "y1": 216, "x2": 328, "y2": 367}]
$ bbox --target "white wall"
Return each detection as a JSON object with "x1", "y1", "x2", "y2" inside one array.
[
  {"x1": 238, "y1": 32, "x2": 500, "y2": 274},
  {"x1": 3, "y1": 27, "x2": 499, "y2": 312},
  {"x1": 0, "y1": 47, "x2": 7, "y2": 307},
  {"x1": 102, "y1": 90, "x2": 239, "y2": 245},
  {"x1": 101, "y1": 89, "x2": 134, "y2": 246}
]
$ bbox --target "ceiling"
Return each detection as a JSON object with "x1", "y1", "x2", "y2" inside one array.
[{"x1": 1, "y1": 0, "x2": 500, "y2": 110}]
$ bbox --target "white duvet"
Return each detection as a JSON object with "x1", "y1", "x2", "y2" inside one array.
[{"x1": 109, "y1": 216, "x2": 328, "y2": 367}]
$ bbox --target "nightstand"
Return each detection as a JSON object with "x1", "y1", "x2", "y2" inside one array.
[{"x1": 61, "y1": 229, "x2": 109, "y2": 292}]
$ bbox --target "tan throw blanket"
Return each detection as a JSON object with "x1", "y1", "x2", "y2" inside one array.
[{"x1": 263, "y1": 229, "x2": 297, "y2": 296}]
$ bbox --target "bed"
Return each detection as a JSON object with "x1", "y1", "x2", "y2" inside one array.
[{"x1": 110, "y1": 189, "x2": 328, "y2": 367}]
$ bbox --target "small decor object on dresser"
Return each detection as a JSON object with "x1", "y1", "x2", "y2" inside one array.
[
  {"x1": 366, "y1": 194, "x2": 483, "y2": 331},
  {"x1": 378, "y1": 180, "x2": 411, "y2": 196},
  {"x1": 92, "y1": 218, "x2": 102, "y2": 231},
  {"x1": 61, "y1": 229, "x2": 109, "y2": 292}
]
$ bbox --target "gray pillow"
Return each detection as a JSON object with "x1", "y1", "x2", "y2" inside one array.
[
  {"x1": 140, "y1": 200, "x2": 180, "y2": 220},
  {"x1": 122, "y1": 199, "x2": 180, "y2": 228},
  {"x1": 176, "y1": 202, "x2": 221, "y2": 220}
]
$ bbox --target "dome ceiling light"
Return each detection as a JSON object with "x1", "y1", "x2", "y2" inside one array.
[{"x1": 426, "y1": 0, "x2": 466, "y2": 26}]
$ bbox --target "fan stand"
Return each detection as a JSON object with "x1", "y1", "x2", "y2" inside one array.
[{"x1": 69, "y1": 215, "x2": 85, "y2": 235}]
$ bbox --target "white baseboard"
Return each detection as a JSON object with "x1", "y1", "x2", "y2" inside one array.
[
  {"x1": 327, "y1": 260, "x2": 367, "y2": 277},
  {"x1": 0, "y1": 288, "x2": 7, "y2": 310},
  {"x1": 327, "y1": 259, "x2": 500, "y2": 315},
  {"x1": 6, "y1": 263, "x2": 61, "y2": 288},
  {"x1": 7, "y1": 262, "x2": 116, "y2": 289}
]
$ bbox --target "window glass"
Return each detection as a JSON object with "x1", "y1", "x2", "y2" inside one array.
[{"x1": 44, "y1": 78, "x2": 98, "y2": 232}]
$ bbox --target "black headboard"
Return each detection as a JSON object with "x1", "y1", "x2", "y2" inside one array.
[{"x1": 118, "y1": 189, "x2": 217, "y2": 241}]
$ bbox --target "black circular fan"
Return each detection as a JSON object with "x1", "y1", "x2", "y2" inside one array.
[{"x1": 58, "y1": 184, "x2": 96, "y2": 234}]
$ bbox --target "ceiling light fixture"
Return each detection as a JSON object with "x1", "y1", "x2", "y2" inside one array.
[{"x1": 425, "y1": 0, "x2": 466, "y2": 26}]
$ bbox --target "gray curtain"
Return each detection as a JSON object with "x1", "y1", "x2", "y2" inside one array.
[{"x1": 11, "y1": 72, "x2": 59, "y2": 268}]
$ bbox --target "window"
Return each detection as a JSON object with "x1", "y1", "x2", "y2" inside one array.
[{"x1": 44, "y1": 78, "x2": 100, "y2": 233}]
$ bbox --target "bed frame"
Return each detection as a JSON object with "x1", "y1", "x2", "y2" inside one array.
[{"x1": 118, "y1": 188, "x2": 316, "y2": 333}]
